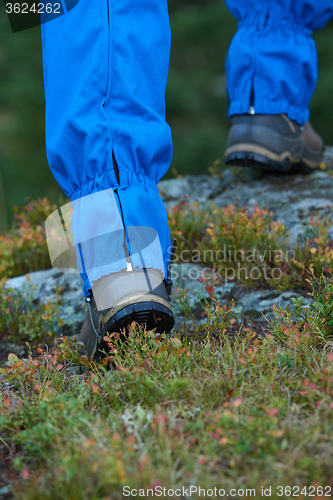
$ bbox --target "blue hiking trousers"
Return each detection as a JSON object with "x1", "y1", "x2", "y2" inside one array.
[
  {"x1": 41, "y1": 0, "x2": 333, "y2": 296},
  {"x1": 225, "y1": 0, "x2": 333, "y2": 124},
  {"x1": 41, "y1": 0, "x2": 173, "y2": 297}
]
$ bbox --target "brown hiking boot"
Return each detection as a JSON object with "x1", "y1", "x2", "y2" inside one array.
[
  {"x1": 80, "y1": 268, "x2": 174, "y2": 361},
  {"x1": 224, "y1": 114, "x2": 323, "y2": 172}
]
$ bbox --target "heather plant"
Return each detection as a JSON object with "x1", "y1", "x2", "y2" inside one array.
[
  {"x1": 173, "y1": 283, "x2": 236, "y2": 339},
  {"x1": 168, "y1": 200, "x2": 333, "y2": 291},
  {"x1": 169, "y1": 201, "x2": 290, "y2": 267},
  {"x1": 269, "y1": 269, "x2": 333, "y2": 347},
  {"x1": 0, "y1": 278, "x2": 62, "y2": 343},
  {"x1": 293, "y1": 212, "x2": 333, "y2": 278},
  {"x1": 0, "y1": 198, "x2": 58, "y2": 279},
  {"x1": 12, "y1": 197, "x2": 59, "y2": 228}
]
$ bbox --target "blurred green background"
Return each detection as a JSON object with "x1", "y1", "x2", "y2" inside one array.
[{"x1": 1, "y1": 0, "x2": 333, "y2": 231}]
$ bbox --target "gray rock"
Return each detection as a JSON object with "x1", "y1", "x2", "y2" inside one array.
[
  {"x1": 233, "y1": 289, "x2": 279, "y2": 319},
  {"x1": 159, "y1": 170, "x2": 333, "y2": 246},
  {"x1": 158, "y1": 177, "x2": 191, "y2": 202},
  {"x1": 236, "y1": 289, "x2": 311, "y2": 322}
]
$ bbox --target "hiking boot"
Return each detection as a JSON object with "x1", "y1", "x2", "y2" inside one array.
[
  {"x1": 224, "y1": 114, "x2": 323, "y2": 172},
  {"x1": 80, "y1": 268, "x2": 174, "y2": 361}
]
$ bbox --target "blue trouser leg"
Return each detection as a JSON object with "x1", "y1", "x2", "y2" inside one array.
[
  {"x1": 41, "y1": 0, "x2": 172, "y2": 297},
  {"x1": 225, "y1": 0, "x2": 333, "y2": 124}
]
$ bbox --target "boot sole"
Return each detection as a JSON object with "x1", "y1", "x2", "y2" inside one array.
[
  {"x1": 89, "y1": 299, "x2": 174, "y2": 362},
  {"x1": 102, "y1": 300, "x2": 174, "y2": 334}
]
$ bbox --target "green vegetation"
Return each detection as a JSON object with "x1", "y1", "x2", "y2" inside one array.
[
  {"x1": 1, "y1": 198, "x2": 333, "y2": 496},
  {"x1": 1, "y1": 306, "x2": 333, "y2": 498},
  {"x1": 0, "y1": 278, "x2": 62, "y2": 344},
  {"x1": 1, "y1": 1, "x2": 333, "y2": 228},
  {"x1": 0, "y1": 198, "x2": 56, "y2": 278},
  {"x1": 271, "y1": 269, "x2": 333, "y2": 347}
]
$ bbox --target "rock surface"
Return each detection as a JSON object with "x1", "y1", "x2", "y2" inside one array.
[{"x1": 159, "y1": 168, "x2": 333, "y2": 246}]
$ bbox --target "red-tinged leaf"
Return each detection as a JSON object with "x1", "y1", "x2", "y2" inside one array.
[
  {"x1": 56, "y1": 364, "x2": 64, "y2": 371},
  {"x1": 267, "y1": 429, "x2": 284, "y2": 438},
  {"x1": 152, "y1": 480, "x2": 163, "y2": 492},
  {"x1": 83, "y1": 438, "x2": 95, "y2": 448},
  {"x1": 91, "y1": 383, "x2": 101, "y2": 395},
  {"x1": 112, "y1": 433, "x2": 120, "y2": 442},
  {"x1": 3, "y1": 395, "x2": 11, "y2": 409},
  {"x1": 127, "y1": 435, "x2": 135, "y2": 446},
  {"x1": 34, "y1": 383, "x2": 42, "y2": 392},
  {"x1": 327, "y1": 353, "x2": 333, "y2": 362},
  {"x1": 138, "y1": 455, "x2": 150, "y2": 470},
  {"x1": 173, "y1": 347, "x2": 187, "y2": 355},
  {"x1": 21, "y1": 469, "x2": 30, "y2": 479},
  {"x1": 298, "y1": 390, "x2": 308, "y2": 395},
  {"x1": 205, "y1": 285, "x2": 214, "y2": 296},
  {"x1": 117, "y1": 366, "x2": 128, "y2": 373},
  {"x1": 267, "y1": 408, "x2": 278, "y2": 418},
  {"x1": 153, "y1": 415, "x2": 168, "y2": 428},
  {"x1": 232, "y1": 397, "x2": 243, "y2": 407}
]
